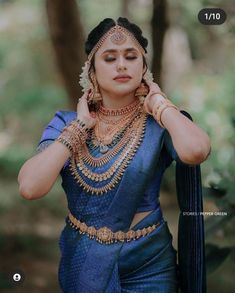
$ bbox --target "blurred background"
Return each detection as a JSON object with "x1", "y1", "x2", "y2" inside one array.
[{"x1": 0, "y1": 0, "x2": 234, "y2": 292}]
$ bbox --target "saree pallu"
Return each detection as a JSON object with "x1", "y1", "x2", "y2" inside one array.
[{"x1": 58, "y1": 206, "x2": 179, "y2": 293}]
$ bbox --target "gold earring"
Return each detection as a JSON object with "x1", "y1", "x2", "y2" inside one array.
[
  {"x1": 89, "y1": 69, "x2": 102, "y2": 103},
  {"x1": 135, "y1": 82, "x2": 149, "y2": 97}
]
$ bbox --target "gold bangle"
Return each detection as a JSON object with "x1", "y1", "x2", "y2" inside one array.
[
  {"x1": 57, "y1": 121, "x2": 89, "y2": 156},
  {"x1": 152, "y1": 99, "x2": 178, "y2": 128},
  {"x1": 150, "y1": 91, "x2": 167, "y2": 99},
  {"x1": 156, "y1": 102, "x2": 172, "y2": 123},
  {"x1": 144, "y1": 91, "x2": 167, "y2": 115},
  {"x1": 152, "y1": 99, "x2": 166, "y2": 117},
  {"x1": 158, "y1": 104, "x2": 178, "y2": 127},
  {"x1": 56, "y1": 137, "x2": 73, "y2": 154}
]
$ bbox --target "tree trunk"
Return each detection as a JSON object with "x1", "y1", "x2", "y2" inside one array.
[
  {"x1": 121, "y1": 0, "x2": 130, "y2": 19},
  {"x1": 151, "y1": 0, "x2": 169, "y2": 87},
  {"x1": 46, "y1": 0, "x2": 86, "y2": 109}
]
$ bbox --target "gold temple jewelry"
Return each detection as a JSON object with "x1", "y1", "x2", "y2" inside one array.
[
  {"x1": 152, "y1": 99, "x2": 178, "y2": 128},
  {"x1": 56, "y1": 137, "x2": 73, "y2": 154},
  {"x1": 89, "y1": 68, "x2": 102, "y2": 102},
  {"x1": 99, "y1": 98, "x2": 140, "y2": 116},
  {"x1": 110, "y1": 28, "x2": 127, "y2": 45},
  {"x1": 144, "y1": 91, "x2": 168, "y2": 115},
  {"x1": 75, "y1": 142, "x2": 133, "y2": 182},
  {"x1": 79, "y1": 108, "x2": 143, "y2": 167},
  {"x1": 88, "y1": 25, "x2": 146, "y2": 62},
  {"x1": 80, "y1": 116, "x2": 140, "y2": 168},
  {"x1": 56, "y1": 121, "x2": 89, "y2": 155},
  {"x1": 81, "y1": 124, "x2": 136, "y2": 168},
  {"x1": 69, "y1": 110, "x2": 147, "y2": 195},
  {"x1": 95, "y1": 105, "x2": 140, "y2": 147},
  {"x1": 75, "y1": 130, "x2": 137, "y2": 182},
  {"x1": 97, "y1": 100, "x2": 140, "y2": 125},
  {"x1": 135, "y1": 82, "x2": 149, "y2": 98},
  {"x1": 79, "y1": 24, "x2": 149, "y2": 94},
  {"x1": 68, "y1": 212, "x2": 161, "y2": 244},
  {"x1": 69, "y1": 132, "x2": 144, "y2": 195},
  {"x1": 157, "y1": 104, "x2": 178, "y2": 128}
]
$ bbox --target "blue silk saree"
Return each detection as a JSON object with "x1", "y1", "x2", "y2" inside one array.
[{"x1": 37, "y1": 110, "x2": 206, "y2": 293}]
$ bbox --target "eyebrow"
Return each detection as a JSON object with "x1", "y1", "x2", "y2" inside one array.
[{"x1": 101, "y1": 48, "x2": 139, "y2": 55}]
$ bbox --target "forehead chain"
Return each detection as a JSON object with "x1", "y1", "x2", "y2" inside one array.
[{"x1": 88, "y1": 25, "x2": 146, "y2": 61}]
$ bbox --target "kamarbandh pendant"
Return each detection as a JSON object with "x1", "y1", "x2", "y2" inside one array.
[{"x1": 99, "y1": 144, "x2": 109, "y2": 154}]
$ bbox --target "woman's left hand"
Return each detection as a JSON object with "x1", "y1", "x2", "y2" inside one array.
[{"x1": 143, "y1": 81, "x2": 165, "y2": 115}]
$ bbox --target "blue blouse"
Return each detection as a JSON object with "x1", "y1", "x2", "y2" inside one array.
[{"x1": 37, "y1": 110, "x2": 180, "y2": 220}]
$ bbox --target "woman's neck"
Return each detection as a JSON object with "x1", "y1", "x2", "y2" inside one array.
[{"x1": 100, "y1": 90, "x2": 137, "y2": 109}]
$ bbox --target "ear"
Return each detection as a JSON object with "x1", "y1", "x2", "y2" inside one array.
[
  {"x1": 141, "y1": 65, "x2": 147, "y2": 84},
  {"x1": 143, "y1": 65, "x2": 147, "y2": 76},
  {"x1": 142, "y1": 54, "x2": 147, "y2": 71},
  {"x1": 142, "y1": 56, "x2": 147, "y2": 74}
]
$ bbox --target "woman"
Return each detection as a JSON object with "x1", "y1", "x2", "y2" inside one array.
[{"x1": 18, "y1": 17, "x2": 210, "y2": 293}]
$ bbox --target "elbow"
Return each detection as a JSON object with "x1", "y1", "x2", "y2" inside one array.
[
  {"x1": 18, "y1": 170, "x2": 50, "y2": 200},
  {"x1": 18, "y1": 182, "x2": 48, "y2": 200},
  {"x1": 19, "y1": 184, "x2": 38, "y2": 200},
  {"x1": 179, "y1": 139, "x2": 211, "y2": 165},
  {"x1": 18, "y1": 174, "x2": 33, "y2": 200},
  {"x1": 19, "y1": 185, "x2": 35, "y2": 200},
  {"x1": 190, "y1": 146, "x2": 211, "y2": 165},
  {"x1": 194, "y1": 134, "x2": 211, "y2": 164}
]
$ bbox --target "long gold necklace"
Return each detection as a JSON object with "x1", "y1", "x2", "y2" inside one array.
[
  {"x1": 80, "y1": 124, "x2": 136, "y2": 168},
  {"x1": 69, "y1": 107, "x2": 147, "y2": 195}
]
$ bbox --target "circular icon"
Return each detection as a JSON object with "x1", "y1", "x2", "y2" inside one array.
[
  {"x1": 10, "y1": 269, "x2": 25, "y2": 286},
  {"x1": 13, "y1": 273, "x2": 21, "y2": 282}
]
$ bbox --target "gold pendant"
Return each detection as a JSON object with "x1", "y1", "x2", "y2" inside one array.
[{"x1": 100, "y1": 144, "x2": 109, "y2": 154}]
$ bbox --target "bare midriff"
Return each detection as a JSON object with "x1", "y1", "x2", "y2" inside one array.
[{"x1": 130, "y1": 210, "x2": 153, "y2": 229}]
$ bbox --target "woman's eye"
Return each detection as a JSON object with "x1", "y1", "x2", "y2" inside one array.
[
  {"x1": 104, "y1": 55, "x2": 138, "y2": 62},
  {"x1": 104, "y1": 56, "x2": 116, "y2": 62},
  {"x1": 126, "y1": 56, "x2": 138, "y2": 60}
]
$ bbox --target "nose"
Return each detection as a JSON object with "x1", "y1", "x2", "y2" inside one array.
[{"x1": 117, "y1": 56, "x2": 127, "y2": 71}]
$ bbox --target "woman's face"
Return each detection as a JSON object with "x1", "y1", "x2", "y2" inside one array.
[{"x1": 93, "y1": 33, "x2": 145, "y2": 97}]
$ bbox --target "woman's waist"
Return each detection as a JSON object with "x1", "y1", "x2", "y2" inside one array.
[
  {"x1": 68, "y1": 201, "x2": 162, "y2": 227},
  {"x1": 65, "y1": 204, "x2": 163, "y2": 244}
]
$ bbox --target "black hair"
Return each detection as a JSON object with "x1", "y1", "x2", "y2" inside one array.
[{"x1": 85, "y1": 17, "x2": 148, "y2": 55}]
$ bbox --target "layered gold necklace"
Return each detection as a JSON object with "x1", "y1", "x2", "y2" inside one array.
[{"x1": 69, "y1": 99, "x2": 147, "y2": 195}]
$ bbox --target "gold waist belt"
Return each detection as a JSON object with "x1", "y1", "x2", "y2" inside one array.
[{"x1": 68, "y1": 212, "x2": 161, "y2": 244}]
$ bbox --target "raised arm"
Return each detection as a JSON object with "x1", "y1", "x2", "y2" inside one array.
[
  {"x1": 18, "y1": 141, "x2": 71, "y2": 200},
  {"x1": 18, "y1": 94, "x2": 96, "y2": 200},
  {"x1": 144, "y1": 81, "x2": 211, "y2": 165}
]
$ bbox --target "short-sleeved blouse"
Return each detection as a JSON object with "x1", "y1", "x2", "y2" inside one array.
[{"x1": 37, "y1": 110, "x2": 180, "y2": 225}]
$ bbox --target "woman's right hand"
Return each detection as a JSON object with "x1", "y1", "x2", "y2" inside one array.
[{"x1": 76, "y1": 92, "x2": 97, "y2": 129}]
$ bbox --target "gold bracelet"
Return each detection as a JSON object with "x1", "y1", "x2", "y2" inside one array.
[
  {"x1": 152, "y1": 99, "x2": 166, "y2": 116},
  {"x1": 56, "y1": 136, "x2": 73, "y2": 154},
  {"x1": 158, "y1": 104, "x2": 178, "y2": 127},
  {"x1": 56, "y1": 120, "x2": 89, "y2": 155},
  {"x1": 144, "y1": 91, "x2": 167, "y2": 115},
  {"x1": 152, "y1": 99, "x2": 178, "y2": 128}
]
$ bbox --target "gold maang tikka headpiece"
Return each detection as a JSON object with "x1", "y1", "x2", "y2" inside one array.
[{"x1": 79, "y1": 24, "x2": 153, "y2": 96}]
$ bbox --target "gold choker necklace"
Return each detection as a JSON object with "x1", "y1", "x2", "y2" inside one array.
[{"x1": 99, "y1": 99, "x2": 140, "y2": 116}]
